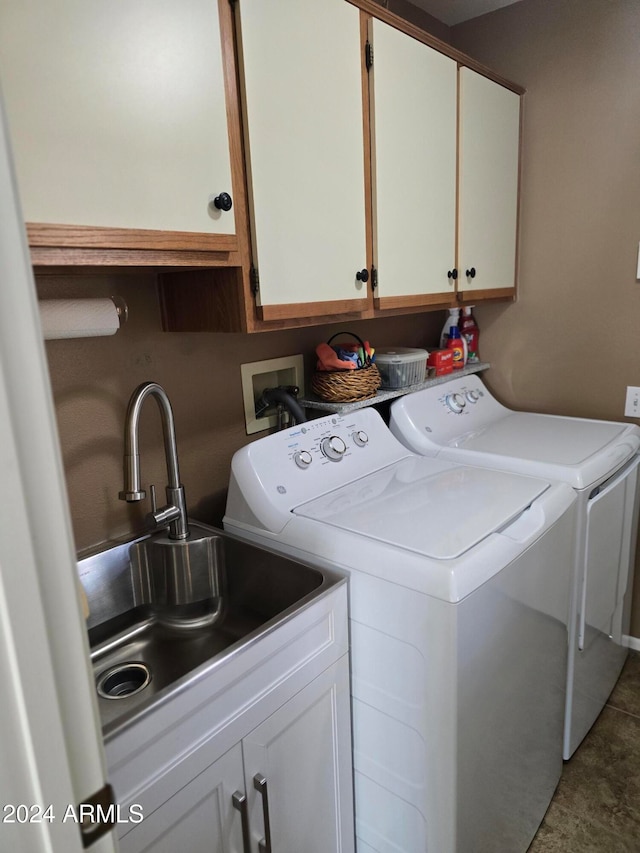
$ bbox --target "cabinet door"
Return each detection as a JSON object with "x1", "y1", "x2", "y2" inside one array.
[
  {"x1": 458, "y1": 67, "x2": 521, "y2": 299},
  {"x1": 0, "y1": 0, "x2": 235, "y2": 237},
  {"x1": 118, "y1": 744, "x2": 245, "y2": 853},
  {"x1": 236, "y1": 0, "x2": 368, "y2": 320},
  {"x1": 242, "y1": 656, "x2": 354, "y2": 853},
  {"x1": 370, "y1": 19, "x2": 457, "y2": 309}
]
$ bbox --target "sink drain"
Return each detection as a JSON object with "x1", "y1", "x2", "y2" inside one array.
[{"x1": 97, "y1": 662, "x2": 151, "y2": 700}]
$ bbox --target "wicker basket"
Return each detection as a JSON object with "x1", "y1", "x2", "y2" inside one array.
[{"x1": 311, "y1": 332, "x2": 381, "y2": 403}]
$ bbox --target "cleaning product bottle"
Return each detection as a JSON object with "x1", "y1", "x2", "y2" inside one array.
[
  {"x1": 446, "y1": 325, "x2": 465, "y2": 370},
  {"x1": 440, "y1": 308, "x2": 461, "y2": 349},
  {"x1": 460, "y1": 306, "x2": 480, "y2": 363}
]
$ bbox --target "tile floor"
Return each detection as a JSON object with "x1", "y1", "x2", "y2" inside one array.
[{"x1": 528, "y1": 651, "x2": 640, "y2": 852}]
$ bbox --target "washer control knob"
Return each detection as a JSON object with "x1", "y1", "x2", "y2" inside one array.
[
  {"x1": 321, "y1": 435, "x2": 347, "y2": 461},
  {"x1": 445, "y1": 393, "x2": 466, "y2": 414},
  {"x1": 293, "y1": 450, "x2": 313, "y2": 469},
  {"x1": 465, "y1": 389, "x2": 480, "y2": 404},
  {"x1": 352, "y1": 430, "x2": 369, "y2": 447}
]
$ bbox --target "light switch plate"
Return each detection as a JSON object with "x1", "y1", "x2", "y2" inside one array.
[
  {"x1": 624, "y1": 386, "x2": 640, "y2": 418},
  {"x1": 241, "y1": 355, "x2": 305, "y2": 434}
]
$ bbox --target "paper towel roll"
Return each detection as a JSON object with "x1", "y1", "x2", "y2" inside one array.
[{"x1": 39, "y1": 298, "x2": 122, "y2": 340}]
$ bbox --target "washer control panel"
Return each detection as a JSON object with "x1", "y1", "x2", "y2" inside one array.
[
  {"x1": 235, "y1": 407, "x2": 411, "y2": 508},
  {"x1": 228, "y1": 408, "x2": 413, "y2": 529},
  {"x1": 291, "y1": 426, "x2": 370, "y2": 467}
]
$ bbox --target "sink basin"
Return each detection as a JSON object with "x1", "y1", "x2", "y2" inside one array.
[{"x1": 79, "y1": 521, "x2": 344, "y2": 737}]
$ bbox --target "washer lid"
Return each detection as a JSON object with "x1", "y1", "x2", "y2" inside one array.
[{"x1": 293, "y1": 456, "x2": 549, "y2": 560}]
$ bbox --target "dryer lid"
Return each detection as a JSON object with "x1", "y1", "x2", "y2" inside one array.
[
  {"x1": 446, "y1": 413, "x2": 639, "y2": 489},
  {"x1": 452, "y1": 413, "x2": 628, "y2": 464},
  {"x1": 293, "y1": 456, "x2": 549, "y2": 560}
]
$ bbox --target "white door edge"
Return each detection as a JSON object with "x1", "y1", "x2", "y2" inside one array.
[{"x1": 0, "y1": 90, "x2": 115, "y2": 852}]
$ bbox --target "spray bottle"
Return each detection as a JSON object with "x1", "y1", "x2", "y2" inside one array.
[
  {"x1": 460, "y1": 306, "x2": 480, "y2": 363},
  {"x1": 440, "y1": 308, "x2": 460, "y2": 350}
]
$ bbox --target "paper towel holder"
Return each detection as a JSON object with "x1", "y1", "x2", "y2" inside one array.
[
  {"x1": 111, "y1": 295, "x2": 128, "y2": 327},
  {"x1": 38, "y1": 295, "x2": 129, "y2": 340}
]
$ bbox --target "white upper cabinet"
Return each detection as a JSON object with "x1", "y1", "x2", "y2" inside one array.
[
  {"x1": 458, "y1": 67, "x2": 521, "y2": 296},
  {"x1": 236, "y1": 0, "x2": 368, "y2": 317},
  {"x1": 369, "y1": 19, "x2": 457, "y2": 307},
  {"x1": 0, "y1": 0, "x2": 235, "y2": 235}
]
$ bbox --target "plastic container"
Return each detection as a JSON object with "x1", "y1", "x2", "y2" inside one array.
[
  {"x1": 446, "y1": 326, "x2": 465, "y2": 370},
  {"x1": 460, "y1": 306, "x2": 480, "y2": 363},
  {"x1": 374, "y1": 347, "x2": 428, "y2": 389}
]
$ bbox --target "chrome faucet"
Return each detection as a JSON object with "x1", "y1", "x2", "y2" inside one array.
[{"x1": 118, "y1": 382, "x2": 189, "y2": 540}]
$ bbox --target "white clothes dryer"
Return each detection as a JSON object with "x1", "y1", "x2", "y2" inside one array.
[
  {"x1": 224, "y1": 407, "x2": 577, "y2": 853},
  {"x1": 389, "y1": 374, "x2": 640, "y2": 760}
]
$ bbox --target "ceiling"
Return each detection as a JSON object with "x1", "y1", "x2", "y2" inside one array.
[{"x1": 409, "y1": 0, "x2": 524, "y2": 26}]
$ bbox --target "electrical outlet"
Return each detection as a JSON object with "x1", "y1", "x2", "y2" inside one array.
[
  {"x1": 624, "y1": 386, "x2": 640, "y2": 418},
  {"x1": 241, "y1": 355, "x2": 305, "y2": 434}
]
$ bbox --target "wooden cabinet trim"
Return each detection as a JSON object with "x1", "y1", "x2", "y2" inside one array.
[
  {"x1": 31, "y1": 246, "x2": 241, "y2": 269},
  {"x1": 258, "y1": 296, "x2": 370, "y2": 323},
  {"x1": 348, "y1": 0, "x2": 525, "y2": 96},
  {"x1": 457, "y1": 287, "x2": 515, "y2": 303},
  {"x1": 374, "y1": 291, "x2": 455, "y2": 311},
  {"x1": 360, "y1": 10, "x2": 375, "y2": 317},
  {"x1": 27, "y1": 223, "x2": 239, "y2": 253}
]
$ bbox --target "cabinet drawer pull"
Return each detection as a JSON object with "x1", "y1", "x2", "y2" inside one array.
[
  {"x1": 253, "y1": 774, "x2": 273, "y2": 853},
  {"x1": 232, "y1": 791, "x2": 251, "y2": 853}
]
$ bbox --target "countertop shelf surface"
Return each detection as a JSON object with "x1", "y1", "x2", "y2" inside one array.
[{"x1": 299, "y1": 362, "x2": 490, "y2": 414}]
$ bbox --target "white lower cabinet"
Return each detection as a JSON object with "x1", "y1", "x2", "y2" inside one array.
[
  {"x1": 242, "y1": 658, "x2": 353, "y2": 853},
  {"x1": 119, "y1": 745, "x2": 245, "y2": 853},
  {"x1": 107, "y1": 585, "x2": 353, "y2": 853},
  {"x1": 119, "y1": 656, "x2": 352, "y2": 853}
]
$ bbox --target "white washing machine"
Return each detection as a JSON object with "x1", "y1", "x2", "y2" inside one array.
[
  {"x1": 224, "y1": 407, "x2": 577, "y2": 853},
  {"x1": 389, "y1": 374, "x2": 640, "y2": 760}
]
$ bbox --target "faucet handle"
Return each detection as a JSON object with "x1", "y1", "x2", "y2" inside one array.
[{"x1": 150, "y1": 484, "x2": 157, "y2": 515}]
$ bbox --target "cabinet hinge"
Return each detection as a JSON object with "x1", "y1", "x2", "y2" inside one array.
[
  {"x1": 371, "y1": 266, "x2": 378, "y2": 291},
  {"x1": 250, "y1": 265, "x2": 260, "y2": 296},
  {"x1": 77, "y1": 782, "x2": 116, "y2": 848},
  {"x1": 365, "y1": 41, "x2": 374, "y2": 71}
]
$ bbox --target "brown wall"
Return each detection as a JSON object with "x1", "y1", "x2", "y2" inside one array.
[
  {"x1": 37, "y1": 274, "x2": 441, "y2": 552},
  {"x1": 452, "y1": 0, "x2": 640, "y2": 634}
]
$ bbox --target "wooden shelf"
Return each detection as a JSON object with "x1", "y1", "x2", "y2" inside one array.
[{"x1": 299, "y1": 362, "x2": 490, "y2": 414}]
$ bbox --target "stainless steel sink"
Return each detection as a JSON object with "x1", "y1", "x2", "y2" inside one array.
[{"x1": 79, "y1": 521, "x2": 344, "y2": 737}]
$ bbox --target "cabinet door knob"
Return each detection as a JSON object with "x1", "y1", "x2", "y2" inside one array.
[
  {"x1": 466, "y1": 267, "x2": 476, "y2": 278},
  {"x1": 448, "y1": 268, "x2": 458, "y2": 280},
  {"x1": 213, "y1": 192, "x2": 233, "y2": 211},
  {"x1": 356, "y1": 269, "x2": 369, "y2": 282}
]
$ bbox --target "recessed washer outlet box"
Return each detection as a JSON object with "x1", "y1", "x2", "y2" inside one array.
[{"x1": 241, "y1": 355, "x2": 305, "y2": 434}]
